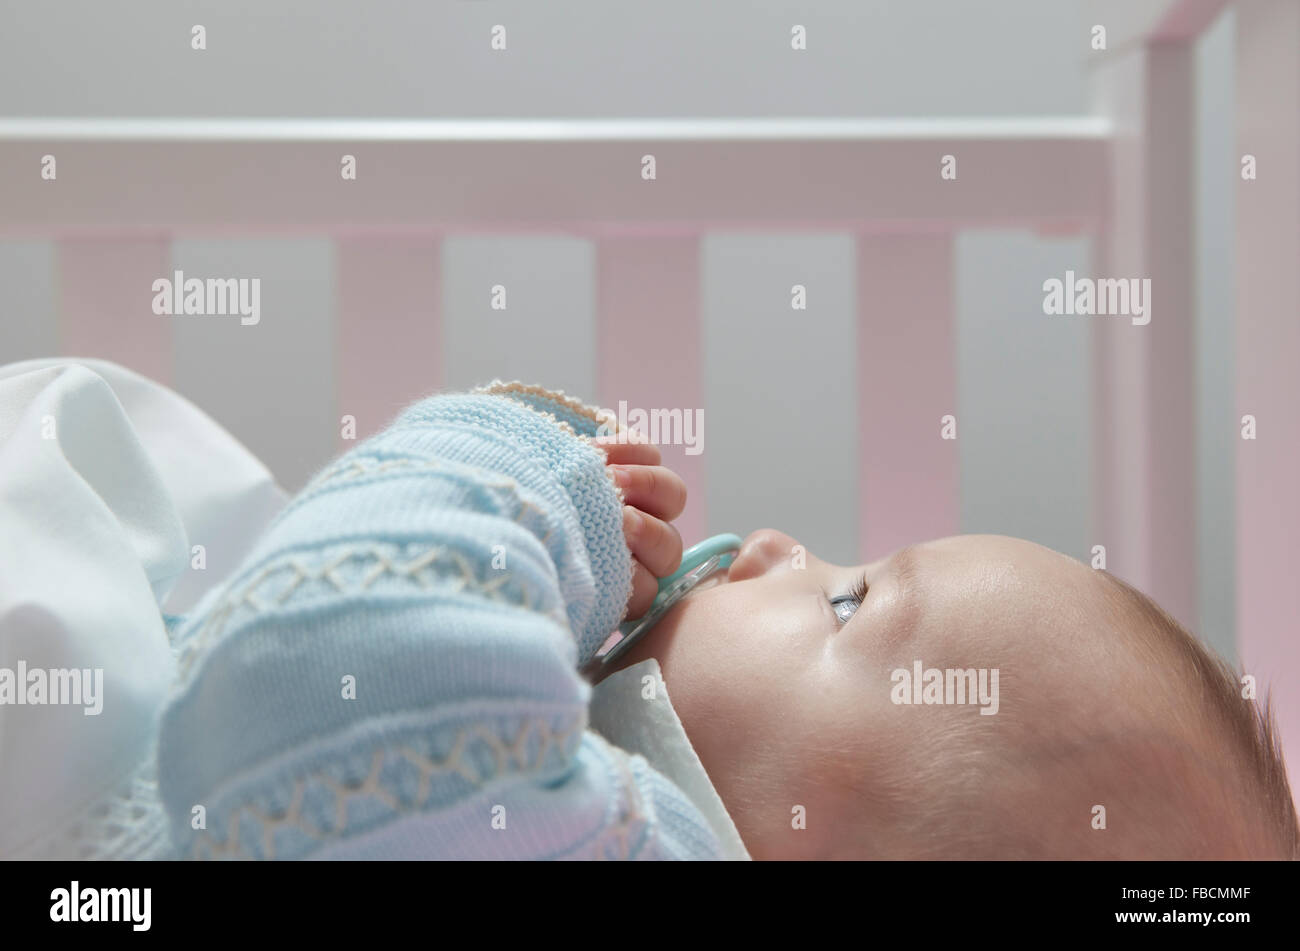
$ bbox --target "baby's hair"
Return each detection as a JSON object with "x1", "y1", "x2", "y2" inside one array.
[{"x1": 1099, "y1": 570, "x2": 1299, "y2": 859}]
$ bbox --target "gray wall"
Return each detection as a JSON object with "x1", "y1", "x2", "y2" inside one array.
[{"x1": 0, "y1": 1, "x2": 1088, "y2": 118}]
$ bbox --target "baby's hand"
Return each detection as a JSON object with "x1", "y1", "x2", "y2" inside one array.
[{"x1": 593, "y1": 433, "x2": 686, "y2": 620}]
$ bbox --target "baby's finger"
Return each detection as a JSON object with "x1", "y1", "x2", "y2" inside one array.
[
  {"x1": 623, "y1": 506, "x2": 683, "y2": 579},
  {"x1": 626, "y1": 560, "x2": 659, "y2": 619},
  {"x1": 610, "y1": 465, "x2": 687, "y2": 522},
  {"x1": 592, "y1": 434, "x2": 662, "y2": 468}
]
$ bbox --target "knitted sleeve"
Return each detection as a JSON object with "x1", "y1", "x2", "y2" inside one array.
[{"x1": 155, "y1": 381, "x2": 726, "y2": 860}]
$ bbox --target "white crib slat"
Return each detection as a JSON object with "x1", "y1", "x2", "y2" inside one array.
[
  {"x1": 1235, "y1": 0, "x2": 1300, "y2": 779},
  {"x1": 56, "y1": 237, "x2": 173, "y2": 385},
  {"x1": 1145, "y1": 43, "x2": 1199, "y2": 632},
  {"x1": 596, "y1": 236, "x2": 705, "y2": 545},
  {"x1": 856, "y1": 234, "x2": 958, "y2": 561},
  {"x1": 336, "y1": 236, "x2": 442, "y2": 446},
  {"x1": 0, "y1": 241, "x2": 57, "y2": 363},
  {"x1": 701, "y1": 235, "x2": 859, "y2": 565},
  {"x1": 1089, "y1": 42, "x2": 1198, "y2": 630}
]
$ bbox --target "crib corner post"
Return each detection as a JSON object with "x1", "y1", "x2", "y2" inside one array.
[
  {"x1": 1089, "y1": 31, "x2": 1199, "y2": 630},
  {"x1": 1234, "y1": 0, "x2": 1300, "y2": 780}
]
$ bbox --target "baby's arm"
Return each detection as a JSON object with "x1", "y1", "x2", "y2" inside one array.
[{"x1": 156, "y1": 381, "x2": 725, "y2": 860}]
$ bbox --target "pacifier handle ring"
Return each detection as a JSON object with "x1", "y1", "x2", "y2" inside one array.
[
  {"x1": 580, "y1": 533, "x2": 743, "y2": 681},
  {"x1": 651, "y1": 533, "x2": 745, "y2": 598}
]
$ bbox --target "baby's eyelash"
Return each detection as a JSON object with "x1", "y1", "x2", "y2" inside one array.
[{"x1": 848, "y1": 573, "x2": 869, "y2": 604}]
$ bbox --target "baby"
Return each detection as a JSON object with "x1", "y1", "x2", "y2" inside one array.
[
  {"x1": 607, "y1": 529, "x2": 1300, "y2": 859},
  {"x1": 155, "y1": 381, "x2": 1298, "y2": 860}
]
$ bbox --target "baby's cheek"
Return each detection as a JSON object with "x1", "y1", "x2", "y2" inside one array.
[{"x1": 668, "y1": 658, "x2": 792, "y2": 780}]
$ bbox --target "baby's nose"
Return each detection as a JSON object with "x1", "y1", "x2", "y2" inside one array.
[{"x1": 728, "y1": 528, "x2": 804, "y2": 582}]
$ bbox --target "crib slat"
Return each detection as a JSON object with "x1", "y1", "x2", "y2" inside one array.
[
  {"x1": 700, "y1": 235, "x2": 860, "y2": 564},
  {"x1": 596, "y1": 236, "x2": 705, "y2": 545},
  {"x1": 856, "y1": 234, "x2": 958, "y2": 561},
  {"x1": 1090, "y1": 41, "x2": 1198, "y2": 630},
  {"x1": 1235, "y1": 0, "x2": 1300, "y2": 788},
  {"x1": 170, "y1": 238, "x2": 337, "y2": 493},
  {"x1": 0, "y1": 241, "x2": 57, "y2": 363},
  {"x1": 56, "y1": 237, "x2": 173, "y2": 385},
  {"x1": 336, "y1": 236, "x2": 442, "y2": 446}
]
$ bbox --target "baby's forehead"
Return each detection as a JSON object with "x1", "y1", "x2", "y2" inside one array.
[
  {"x1": 906, "y1": 534, "x2": 1104, "y2": 609},
  {"x1": 918, "y1": 538, "x2": 1164, "y2": 678},
  {"x1": 910, "y1": 533, "x2": 1086, "y2": 574}
]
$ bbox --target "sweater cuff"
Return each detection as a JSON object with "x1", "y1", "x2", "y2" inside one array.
[
  {"x1": 470, "y1": 380, "x2": 627, "y2": 444},
  {"x1": 470, "y1": 382, "x2": 634, "y2": 658},
  {"x1": 390, "y1": 381, "x2": 633, "y2": 659}
]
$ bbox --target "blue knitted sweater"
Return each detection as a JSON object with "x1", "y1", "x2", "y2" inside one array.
[{"x1": 156, "y1": 381, "x2": 727, "y2": 859}]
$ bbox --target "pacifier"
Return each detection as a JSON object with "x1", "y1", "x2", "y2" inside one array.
[{"x1": 580, "y1": 533, "x2": 742, "y2": 681}]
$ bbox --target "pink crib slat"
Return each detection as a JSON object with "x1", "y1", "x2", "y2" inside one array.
[
  {"x1": 56, "y1": 237, "x2": 173, "y2": 386},
  {"x1": 1236, "y1": 0, "x2": 1300, "y2": 805},
  {"x1": 596, "y1": 236, "x2": 705, "y2": 545},
  {"x1": 336, "y1": 236, "x2": 443, "y2": 446},
  {"x1": 856, "y1": 234, "x2": 959, "y2": 561}
]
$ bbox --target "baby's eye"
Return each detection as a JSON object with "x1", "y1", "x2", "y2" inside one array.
[
  {"x1": 830, "y1": 596, "x2": 860, "y2": 624},
  {"x1": 829, "y1": 574, "x2": 870, "y2": 625}
]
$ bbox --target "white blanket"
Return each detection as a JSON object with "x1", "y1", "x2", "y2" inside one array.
[{"x1": 0, "y1": 359, "x2": 286, "y2": 858}]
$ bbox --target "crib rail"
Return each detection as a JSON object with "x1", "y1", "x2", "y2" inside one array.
[{"x1": 0, "y1": 117, "x2": 1109, "y2": 236}]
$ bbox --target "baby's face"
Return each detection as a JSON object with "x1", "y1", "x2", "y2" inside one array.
[{"x1": 608, "y1": 531, "x2": 1133, "y2": 859}]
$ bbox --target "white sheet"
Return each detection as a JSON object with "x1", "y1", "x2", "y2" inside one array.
[{"x1": 0, "y1": 359, "x2": 286, "y2": 858}]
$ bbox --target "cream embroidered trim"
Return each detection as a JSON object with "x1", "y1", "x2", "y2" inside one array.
[
  {"x1": 470, "y1": 379, "x2": 630, "y2": 505},
  {"x1": 177, "y1": 539, "x2": 550, "y2": 683},
  {"x1": 190, "y1": 714, "x2": 585, "y2": 860},
  {"x1": 589, "y1": 746, "x2": 648, "y2": 860},
  {"x1": 472, "y1": 379, "x2": 623, "y2": 434}
]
